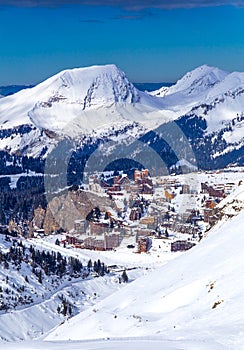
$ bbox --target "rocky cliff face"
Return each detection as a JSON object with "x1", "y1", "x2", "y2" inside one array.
[{"x1": 31, "y1": 189, "x2": 114, "y2": 234}]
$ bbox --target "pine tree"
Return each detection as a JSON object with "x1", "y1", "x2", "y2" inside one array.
[
  {"x1": 38, "y1": 270, "x2": 42, "y2": 284},
  {"x1": 165, "y1": 228, "x2": 169, "y2": 238},
  {"x1": 87, "y1": 259, "x2": 92, "y2": 271},
  {"x1": 93, "y1": 261, "x2": 98, "y2": 273},
  {"x1": 25, "y1": 275, "x2": 29, "y2": 283},
  {"x1": 121, "y1": 270, "x2": 128, "y2": 283},
  {"x1": 68, "y1": 305, "x2": 72, "y2": 316}
]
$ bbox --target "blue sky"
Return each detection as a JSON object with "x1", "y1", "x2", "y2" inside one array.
[{"x1": 0, "y1": 1, "x2": 244, "y2": 84}]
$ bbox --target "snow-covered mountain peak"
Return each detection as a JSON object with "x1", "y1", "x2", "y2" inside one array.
[
  {"x1": 172, "y1": 65, "x2": 229, "y2": 95},
  {"x1": 0, "y1": 64, "x2": 146, "y2": 134},
  {"x1": 0, "y1": 64, "x2": 170, "y2": 156},
  {"x1": 151, "y1": 64, "x2": 229, "y2": 98},
  {"x1": 29, "y1": 63, "x2": 141, "y2": 112},
  {"x1": 40, "y1": 63, "x2": 140, "y2": 106}
]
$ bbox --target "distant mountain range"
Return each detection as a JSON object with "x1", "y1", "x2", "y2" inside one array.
[{"x1": 0, "y1": 63, "x2": 243, "y2": 180}]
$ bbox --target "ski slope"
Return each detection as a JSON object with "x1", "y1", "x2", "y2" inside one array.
[{"x1": 46, "y1": 184, "x2": 244, "y2": 349}]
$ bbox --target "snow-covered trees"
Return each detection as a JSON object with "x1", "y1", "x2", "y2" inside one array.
[{"x1": 0, "y1": 237, "x2": 108, "y2": 312}]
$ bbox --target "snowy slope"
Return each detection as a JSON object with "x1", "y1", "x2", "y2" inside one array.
[
  {"x1": 1, "y1": 338, "x2": 229, "y2": 350},
  {"x1": 46, "y1": 184, "x2": 244, "y2": 349},
  {"x1": 191, "y1": 71, "x2": 244, "y2": 132},
  {"x1": 0, "y1": 234, "x2": 148, "y2": 343}
]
